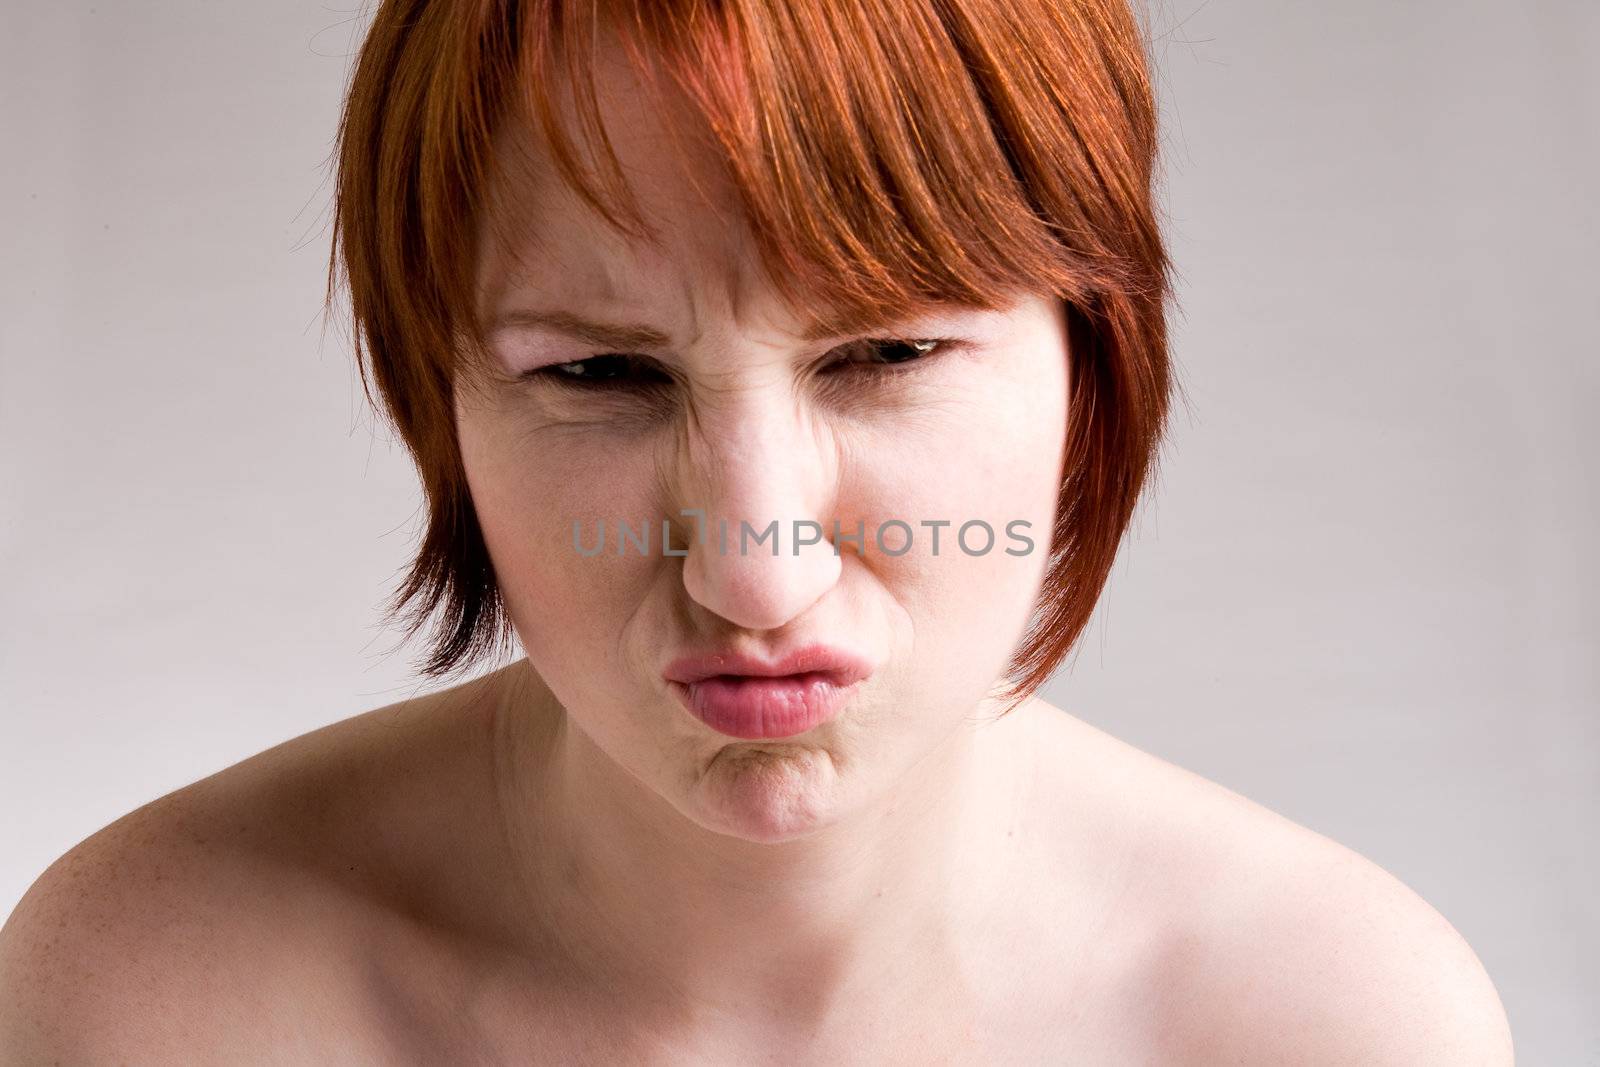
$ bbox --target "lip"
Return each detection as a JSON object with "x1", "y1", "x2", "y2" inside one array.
[
  {"x1": 663, "y1": 643, "x2": 874, "y2": 740},
  {"x1": 663, "y1": 643, "x2": 874, "y2": 686}
]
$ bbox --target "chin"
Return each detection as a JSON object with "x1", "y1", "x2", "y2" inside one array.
[{"x1": 685, "y1": 741, "x2": 851, "y2": 843}]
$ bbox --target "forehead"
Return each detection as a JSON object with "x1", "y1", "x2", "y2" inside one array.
[{"x1": 472, "y1": 37, "x2": 781, "y2": 337}]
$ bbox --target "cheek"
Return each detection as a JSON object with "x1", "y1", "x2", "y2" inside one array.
[
  {"x1": 457, "y1": 409, "x2": 666, "y2": 658},
  {"x1": 845, "y1": 361, "x2": 1066, "y2": 619},
  {"x1": 842, "y1": 365, "x2": 1065, "y2": 711}
]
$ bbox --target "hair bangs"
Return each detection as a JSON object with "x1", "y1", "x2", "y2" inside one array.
[{"x1": 502, "y1": 0, "x2": 1121, "y2": 344}]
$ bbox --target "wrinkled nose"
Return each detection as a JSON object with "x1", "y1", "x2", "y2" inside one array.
[{"x1": 671, "y1": 400, "x2": 843, "y2": 632}]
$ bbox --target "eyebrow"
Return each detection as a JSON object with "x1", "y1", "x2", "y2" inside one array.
[
  {"x1": 485, "y1": 307, "x2": 902, "y2": 350},
  {"x1": 486, "y1": 309, "x2": 674, "y2": 351}
]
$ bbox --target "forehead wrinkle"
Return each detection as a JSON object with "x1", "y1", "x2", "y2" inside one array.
[{"x1": 666, "y1": 215, "x2": 796, "y2": 359}]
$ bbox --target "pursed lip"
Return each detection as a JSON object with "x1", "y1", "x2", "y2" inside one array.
[{"x1": 661, "y1": 642, "x2": 876, "y2": 688}]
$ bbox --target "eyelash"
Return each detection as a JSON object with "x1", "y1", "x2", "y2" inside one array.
[{"x1": 520, "y1": 337, "x2": 961, "y2": 392}]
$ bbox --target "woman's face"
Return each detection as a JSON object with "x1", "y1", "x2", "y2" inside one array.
[{"x1": 457, "y1": 48, "x2": 1069, "y2": 842}]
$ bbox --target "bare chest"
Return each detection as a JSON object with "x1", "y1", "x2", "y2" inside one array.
[{"x1": 335, "y1": 907, "x2": 1177, "y2": 1067}]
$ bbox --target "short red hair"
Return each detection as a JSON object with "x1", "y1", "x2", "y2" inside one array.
[{"x1": 326, "y1": 0, "x2": 1176, "y2": 708}]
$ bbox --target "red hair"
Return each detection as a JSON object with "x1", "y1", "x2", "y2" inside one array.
[{"x1": 326, "y1": 0, "x2": 1177, "y2": 709}]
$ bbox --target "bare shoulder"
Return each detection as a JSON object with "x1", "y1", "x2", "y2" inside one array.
[
  {"x1": 1021, "y1": 697, "x2": 1515, "y2": 1066},
  {"x1": 0, "y1": 667, "x2": 512, "y2": 1064}
]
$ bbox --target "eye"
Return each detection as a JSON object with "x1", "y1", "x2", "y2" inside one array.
[
  {"x1": 823, "y1": 337, "x2": 959, "y2": 376},
  {"x1": 521, "y1": 354, "x2": 671, "y2": 391}
]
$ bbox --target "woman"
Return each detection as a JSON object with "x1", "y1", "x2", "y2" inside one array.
[{"x1": 0, "y1": 0, "x2": 1512, "y2": 1062}]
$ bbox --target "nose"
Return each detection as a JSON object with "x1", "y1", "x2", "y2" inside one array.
[{"x1": 671, "y1": 395, "x2": 844, "y2": 632}]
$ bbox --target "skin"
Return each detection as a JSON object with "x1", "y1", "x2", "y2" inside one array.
[{"x1": 0, "y1": 35, "x2": 1513, "y2": 1067}]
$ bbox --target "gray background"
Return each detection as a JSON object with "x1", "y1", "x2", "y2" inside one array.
[{"x1": 2, "y1": 2, "x2": 1594, "y2": 1059}]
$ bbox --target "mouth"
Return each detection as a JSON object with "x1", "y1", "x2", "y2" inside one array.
[
  {"x1": 662, "y1": 642, "x2": 874, "y2": 685},
  {"x1": 668, "y1": 671, "x2": 863, "y2": 740}
]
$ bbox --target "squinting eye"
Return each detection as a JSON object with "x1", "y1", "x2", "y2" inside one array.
[
  {"x1": 522, "y1": 354, "x2": 670, "y2": 390},
  {"x1": 824, "y1": 337, "x2": 956, "y2": 375}
]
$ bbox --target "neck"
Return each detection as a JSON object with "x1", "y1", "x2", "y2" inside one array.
[{"x1": 488, "y1": 660, "x2": 1039, "y2": 1033}]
